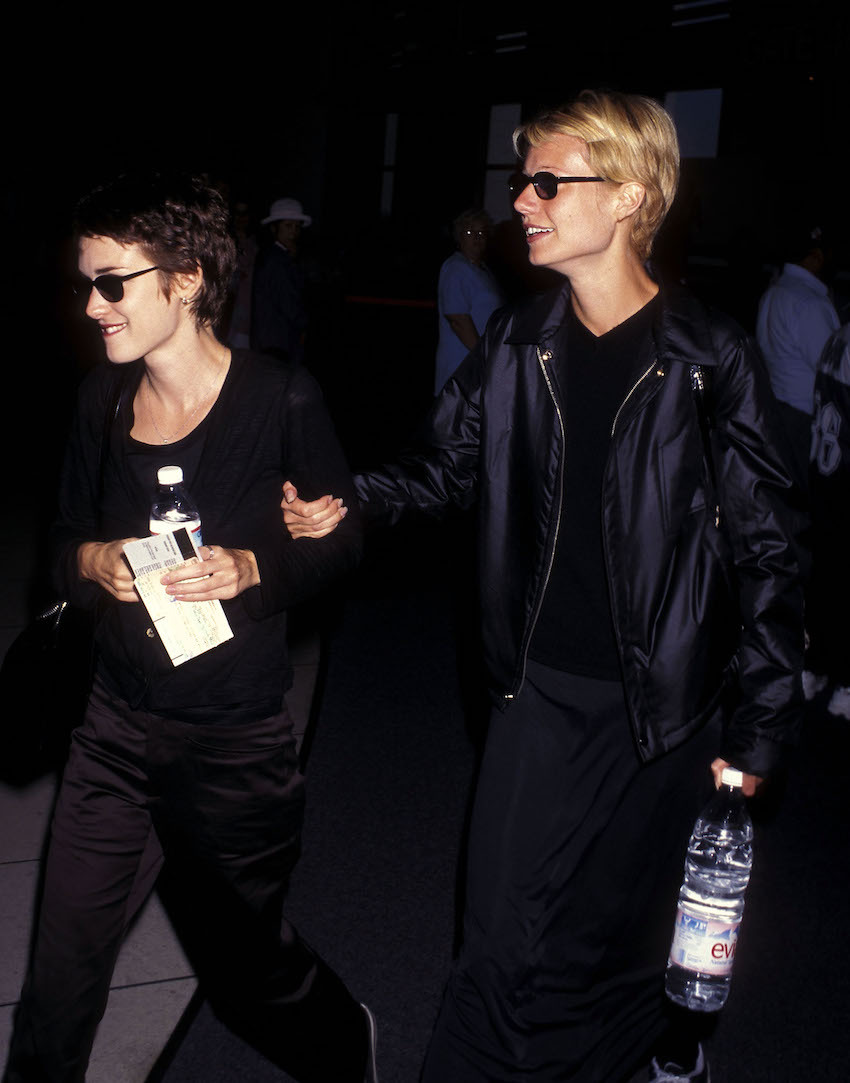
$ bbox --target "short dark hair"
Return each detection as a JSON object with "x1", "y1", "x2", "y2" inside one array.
[{"x1": 74, "y1": 172, "x2": 237, "y2": 329}]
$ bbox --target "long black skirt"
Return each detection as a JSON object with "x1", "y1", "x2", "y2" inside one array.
[{"x1": 422, "y1": 661, "x2": 719, "y2": 1083}]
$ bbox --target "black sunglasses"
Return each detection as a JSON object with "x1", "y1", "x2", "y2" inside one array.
[
  {"x1": 508, "y1": 172, "x2": 607, "y2": 200},
  {"x1": 74, "y1": 265, "x2": 161, "y2": 303}
]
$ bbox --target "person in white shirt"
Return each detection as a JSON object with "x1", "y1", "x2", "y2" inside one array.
[{"x1": 756, "y1": 224, "x2": 839, "y2": 489}]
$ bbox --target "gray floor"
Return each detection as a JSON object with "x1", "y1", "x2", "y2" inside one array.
[{"x1": 0, "y1": 507, "x2": 319, "y2": 1082}]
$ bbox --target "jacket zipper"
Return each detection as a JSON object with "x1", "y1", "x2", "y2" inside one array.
[
  {"x1": 506, "y1": 354, "x2": 663, "y2": 705},
  {"x1": 604, "y1": 358, "x2": 664, "y2": 748},
  {"x1": 610, "y1": 359, "x2": 661, "y2": 437},
  {"x1": 505, "y1": 345, "x2": 565, "y2": 701}
]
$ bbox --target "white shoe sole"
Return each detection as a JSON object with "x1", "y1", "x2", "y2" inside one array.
[
  {"x1": 361, "y1": 1003, "x2": 378, "y2": 1083},
  {"x1": 827, "y1": 687, "x2": 850, "y2": 719}
]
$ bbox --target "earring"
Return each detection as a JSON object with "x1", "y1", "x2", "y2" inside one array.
[{"x1": 181, "y1": 297, "x2": 190, "y2": 306}]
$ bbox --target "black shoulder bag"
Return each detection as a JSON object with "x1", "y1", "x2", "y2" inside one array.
[{"x1": 0, "y1": 375, "x2": 126, "y2": 783}]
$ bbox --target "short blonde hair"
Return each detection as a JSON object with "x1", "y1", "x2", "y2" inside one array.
[{"x1": 513, "y1": 90, "x2": 680, "y2": 260}]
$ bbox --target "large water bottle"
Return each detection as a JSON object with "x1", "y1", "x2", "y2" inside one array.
[
  {"x1": 150, "y1": 466, "x2": 203, "y2": 546},
  {"x1": 665, "y1": 766, "x2": 754, "y2": 1012}
]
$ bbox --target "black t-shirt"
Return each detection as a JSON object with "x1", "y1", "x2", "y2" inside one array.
[
  {"x1": 126, "y1": 421, "x2": 207, "y2": 523},
  {"x1": 529, "y1": 294, "x2": 659, "y2": 678},
  {"x1": 52, "y1": 351, "x2": 362, "y2": 723}
]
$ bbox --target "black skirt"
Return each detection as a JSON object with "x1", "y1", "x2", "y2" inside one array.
[{"x1": 422, "y1": 660, "x2": 719, "y2": 1083}]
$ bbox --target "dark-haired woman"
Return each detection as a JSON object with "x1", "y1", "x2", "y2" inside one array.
[{"x1": 3, "y1": 174, "x2": 376, "y2": 1083}]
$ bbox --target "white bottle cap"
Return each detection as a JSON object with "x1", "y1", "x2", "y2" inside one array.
[
  {"x1": 721, "y1": 767, "x2": 744, "y2": 788},
  {"x1": 157, "y1": 466, "x2": 184, "y2": 485}
]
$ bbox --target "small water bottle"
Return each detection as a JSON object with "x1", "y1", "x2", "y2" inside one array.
[
  {"x1": 150, "y1": 466, "x2": 203, "y2": 546},
  {"x1": 665, "y1": 766, "x2": 754, "y2": 1012}
]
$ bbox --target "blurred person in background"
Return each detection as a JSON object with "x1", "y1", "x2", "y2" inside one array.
[
  {"x1": 808, "y1": 322, "x2": 850, "y2": 718},
  {"x1": 224, "y1": 197, "x2": 259, "y2": 349},
  {"x1": 252, "y1": 197, "x2": 311, "y2": 364},
  {"x1": 756, "y1": 222, "x2": 839, "y2": 492},
  {"x1": 434, "y1": 208, "x2": 504, "y2": 395}
]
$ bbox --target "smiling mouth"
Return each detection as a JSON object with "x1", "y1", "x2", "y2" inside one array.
[
  {"x1": 100, "y1": 322, "x2": 128, "y2": 336},
  {"x1": 525, "y1": 227, "x2": 553, "y2": 237}
]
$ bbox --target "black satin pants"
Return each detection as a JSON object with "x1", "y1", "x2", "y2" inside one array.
[{"x1": 4, "y1": 676, "x2": 366, "y2": 1083}]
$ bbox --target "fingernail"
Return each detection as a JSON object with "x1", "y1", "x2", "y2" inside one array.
[{"x1": 340, "y1": 507, "x2": 348, "y2": 518}]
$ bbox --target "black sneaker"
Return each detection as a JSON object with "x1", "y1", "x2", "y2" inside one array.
[{"x1": 648, "y1": 1042, "x2": 709, "y2": 1082}]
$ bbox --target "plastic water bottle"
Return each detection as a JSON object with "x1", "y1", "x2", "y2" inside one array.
[
  {"x1": 150, "y1": 466, "x2": 203, "y2": 546},
  {"x1": 665, "y1": 766, "x2": 754, "y2": 1012}
]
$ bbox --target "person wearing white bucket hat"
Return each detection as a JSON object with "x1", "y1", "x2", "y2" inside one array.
[
  {"x1": 262, "y1": 197, "x2": 313, "y2": 228},
  {"x1": 252, "y1": 197, "x2": 312, "y2": 362}
]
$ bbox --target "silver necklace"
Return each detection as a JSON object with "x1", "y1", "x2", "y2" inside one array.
[{"x1": 145, "y1": 349, "x2": 228, "y2": 444}]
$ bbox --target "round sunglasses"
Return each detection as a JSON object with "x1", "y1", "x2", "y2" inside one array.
[
  {"x1": 74, "y1": 265, "x2": 161, "y2": 303},
  {"x1": 508, "y1": 172, "x2": 607, "y2": 200}
]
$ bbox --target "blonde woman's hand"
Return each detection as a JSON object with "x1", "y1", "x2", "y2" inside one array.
[
  {"x1": 281, "y1": 481, "x2": 347, "y2": 539},
  {"x1": 710, "y1": 757, "x2": 764, "y2": 797}
]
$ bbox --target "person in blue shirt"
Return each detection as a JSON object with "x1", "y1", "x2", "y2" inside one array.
[{"x1": 434, "y1": 209, "x2": 504, "y2": 394}]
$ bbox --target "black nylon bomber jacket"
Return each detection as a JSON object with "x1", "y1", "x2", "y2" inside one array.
[{"x1": 355, "y1": 281, "x2": 806, "y2": 777}]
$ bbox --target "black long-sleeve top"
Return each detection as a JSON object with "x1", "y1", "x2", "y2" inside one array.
[
  {"x1": 529, "y1": 296, "x2": 659, "y2": 677},
  {"x1": 51, "y1": 349, "x2": 362, "y2": 722}
]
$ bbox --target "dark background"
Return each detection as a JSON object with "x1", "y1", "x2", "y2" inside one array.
[
  {"x1": 5, "y1": 1, "x2": 847, "y2": 474},
  {"x1": 4, "y1": 8, "x2": 848, "y2": 1078}
]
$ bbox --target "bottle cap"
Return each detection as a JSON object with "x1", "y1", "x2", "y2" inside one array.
[
  {"x1": 157, "y1": 466, "x2": 184, "y2": 485},
  {"x1": 721, "y1": 766, "x2": 744, "y2": 788}
]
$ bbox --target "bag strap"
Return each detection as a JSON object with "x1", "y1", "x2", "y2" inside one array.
[
  {"x1": 690, "y1": 364, "x2": 721, "y2": 529},
  {"x1": 96, "y1": 369, "x2": 130, "y2": 505}
]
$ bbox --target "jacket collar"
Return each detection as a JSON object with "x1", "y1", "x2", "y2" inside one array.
[
  {"x1": 504, "y1": 283, "x2": 572, "y2": 346},
  {"x1": 505, "y1": 277, "x2": 728, "y2": 370},
  {"x1": 652, "y1": 281, "x2": 726, "y2": 369}
]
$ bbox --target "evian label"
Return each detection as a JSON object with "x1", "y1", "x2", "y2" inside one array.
[
  {"x1": 149, "y1": 518, "x2": 203, "y2": 547},
  {"x1": 668, "y1": 906, "x2": 740, "y2": 976}
]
